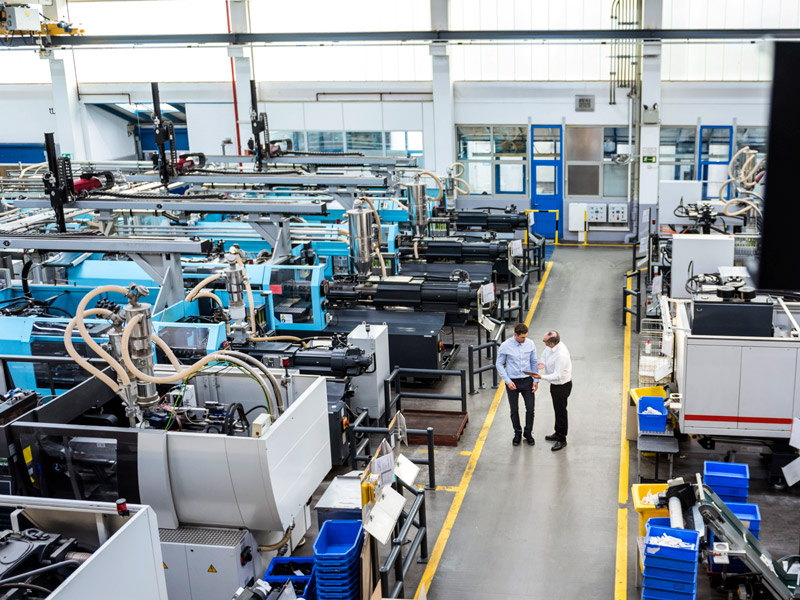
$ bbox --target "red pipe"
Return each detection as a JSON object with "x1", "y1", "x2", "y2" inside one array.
[{"x1": 225, "y1": 0, "x2": 243, "y2": 158}]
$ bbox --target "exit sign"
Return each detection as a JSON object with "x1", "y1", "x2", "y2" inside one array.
[{"x1": 642, "y1": 156, "x2": 656, "y2": 164}]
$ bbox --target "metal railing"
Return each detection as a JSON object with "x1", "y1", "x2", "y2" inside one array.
[
  {"x1": 467, "y1": 340, "x2": 498, "y2": 395},
  {"x1": 622, "y1": 269, "x2": 642, "y2": 333},
  {"x1": 496, "y1": 274, "x2": 528, "y2": 324},
  {"x1": 377, "y1": 478, "x2": 429, "y2": 599},
  {"x1": 383, "y1": 367, "x2": 468, "y2": 426}
]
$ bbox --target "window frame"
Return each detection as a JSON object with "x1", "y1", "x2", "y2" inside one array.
[{"x1": 455, "y1": 124, "x2": 528, "y2": 197}]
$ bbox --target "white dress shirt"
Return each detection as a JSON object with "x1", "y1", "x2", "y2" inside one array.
[{"x1": 540, "y1": 342, "x2": 572, "y2": 385}]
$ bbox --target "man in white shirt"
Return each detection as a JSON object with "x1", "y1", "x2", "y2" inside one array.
[{"x1": 532, "y1": 330, "x2": 572, "y2": 451}]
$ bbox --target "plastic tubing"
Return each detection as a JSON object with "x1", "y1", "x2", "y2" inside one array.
[
  {"x1": 212, "y1": 349, "x2": 282, "y2": 415},
  {"x1": 454, "y1": 176, "x2": 471, "y2": 195},
  {"x1": 450, "y1": 162, "x2": 466, "y2": 177},
  {"x1": 418, "y1": 170, "x2": 443, "y2": 202},
  {"x1": 247, "y1": 335, "x2": 307, "y2": 348},
  {"x1": 186, "y1": 272, "x2": 222, "y2": 302},
  {"x1": 234, "y1": 252, "x2": 257, "y2": 335},
  {"x1": 75, "y1": 285, "x2": 131, "y2": 386},
  {"x1": 64, "y1": 307, "x2": 119, "y2": 393},
  {"x1": 373, "y1": 243, "x2": 388, "y2": 278}
]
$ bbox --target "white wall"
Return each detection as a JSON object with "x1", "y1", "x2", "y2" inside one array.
[
  {"x1": 84, "y1": 105, "x2": 137, "y2": 160},
  {"x1": 660, "y1": 82, "x2": 771, "y2": 126},
  {"x1": 0, "y1": 86, "x2": 56, "y2": 143},
  {"x1": 185, "y1": 103, "x2": 238, "y2": 155}
]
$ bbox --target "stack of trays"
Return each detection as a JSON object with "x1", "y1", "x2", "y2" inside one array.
[
  {"x1": 703, "y1": 461, "x2": 749, "y2": 503},
  {"x1": 313, "y1": 520, "x2": 365, "y2": 600},
  {"x1": 642, "y1": 524, "x2": 700, "y2": 600}
]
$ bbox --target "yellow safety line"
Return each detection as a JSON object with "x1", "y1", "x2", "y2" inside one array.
[
  {"x1": 414, "y1": 261, "x2": 553, "y2": 599},
  {"x1": 614, "y1": 273, "x2": 633, "y2": 599}
]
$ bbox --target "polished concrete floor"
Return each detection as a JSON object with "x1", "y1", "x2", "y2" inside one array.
[
  {"x1": 406, "y1": 246, "x2": 630, "y2": 600},
  {"x1": 306, "y1": 245, "x2": 800, "y2": 600}
]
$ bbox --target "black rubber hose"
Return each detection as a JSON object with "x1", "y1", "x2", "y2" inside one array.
[
  {"x1": 0, "y1": 559, "x2": 79, "y2": 584},
  {"x1": 0, "y1": 582, "x2": 52, "y2": 595},
  {"x1": 20, "y1": 261, "x2": 33, "y2": 299}
]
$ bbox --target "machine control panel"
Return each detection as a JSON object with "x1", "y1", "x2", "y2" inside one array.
[
  {"x1": 587, "y1": 203, "x2": 607, "y2": 223},
  {"x1": 608, "y1": 203, "x2": 628, "y2": 223}
]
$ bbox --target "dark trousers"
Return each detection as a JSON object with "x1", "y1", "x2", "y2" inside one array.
[
  {"x1": 507, "y1": 376, "x2": 535, "y2": 436},
  {"x1": 550, "y1": 380, "x2": 573, "y2": 442}
]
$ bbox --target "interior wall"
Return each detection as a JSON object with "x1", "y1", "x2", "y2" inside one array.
[{"x1": 84, "y1": 106, "x2": 137, "y2": 160}]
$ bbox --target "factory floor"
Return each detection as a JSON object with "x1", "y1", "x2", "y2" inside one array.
[{"x1": 305, "y1": 245, "x2": 800, "y2": 600}]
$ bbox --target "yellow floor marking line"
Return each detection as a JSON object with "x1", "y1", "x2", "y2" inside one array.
[
  {"x1": 414, "y1": 262, "x2": 553, "y2": 599},
  {"x1": 614, "y1": 275, "x2": 634, "y2": 599},
  {"x1": 459, "y1": 451, "x2": 472, "y2": 456}
]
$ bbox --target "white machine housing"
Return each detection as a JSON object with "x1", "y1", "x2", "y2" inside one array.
[
  {"x1": 670, "y1": 233, "x2": 734, "y2": 299},
  {"x1": 348, "y1": 323, "x2": 390, "y2": 419},
  {"x1": 137, "y1": 368, "x2": 331, "y2": 581},
  {"x1": 0, "y1": 496, "x2": 167, "y2": 600},
  {"x1": 674, "y1": 300, "x2": 800, "y2": 438}
]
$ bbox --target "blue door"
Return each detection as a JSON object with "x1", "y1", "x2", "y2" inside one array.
[
  {"x1": 697, "y1": 125, "x2": 733, "y2": 200},
  {"x1": 530, "y1": 125, "x2": 563, "y2": 240}
]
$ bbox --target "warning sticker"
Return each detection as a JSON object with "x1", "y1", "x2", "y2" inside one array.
[
  {"x1": 163, "y1": 562, "x2": 168, "y2": 569},
  {"x1": 207, "y1": 564, "x2": 217, "y2": 573},
  {"x1": 22, "y1": 446, "x2": 32, "y2": 464}
]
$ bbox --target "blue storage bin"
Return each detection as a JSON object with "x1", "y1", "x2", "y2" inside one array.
[
  {"x1": 711, "y1": 484, "x2": 750, "y2": 499},
  {"x1": 646, "y1": 517, "x2": 672, "y2": 529},
  {"x1": 265, "y1": 557, "x2": 315, "y2": 578},
  {"x1": 638, "y1": 396, "x2": 669, "y2": 432},
  {"x1": 314, "y1": 521, "x2": 364, "y2": 566},
  {"x1": 263, "y1": 556, "x2": 316, "y2": 600},
  {"x1": 642, "y1": 589, "x2": 696, "y2": 600},
  {"x1": 644, "y1": 555, "x2": 698, "y2": 573},
  {"x1": 643, "y1": 576, "x2": 697, "y2": 594},
  {"x1": 316, "y1": 568, "x2": 359, "y2": 584},
  {"x1": 643, "y1": 566, "x2": 697, "y2": 584},
  {"x1": 726, "y1": 502, "x2": 761, "y2": 532},
  {"x1": 644, "y1": 525, "x2": 700, "y2": 563},
  {"x1": 704, "y1": 461, "x2": 749, "y2": 488}
]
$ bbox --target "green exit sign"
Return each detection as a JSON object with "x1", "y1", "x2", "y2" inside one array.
[
  {"x1": 642, "y1": 156, "x2": 656, "y2": 164},
  {"x1": 61, "y1": 153, "x2": 71, "y2": 159}
]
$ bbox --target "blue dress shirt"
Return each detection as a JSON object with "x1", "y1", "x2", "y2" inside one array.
[{"x1": 495, "y1": 337, "x2": 538, "y2": 385}]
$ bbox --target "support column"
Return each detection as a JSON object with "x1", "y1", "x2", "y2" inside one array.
[
  {"x1": 638, "y1": 0, "x2": 663, "y2": 207},
  {"x1": 43, "y1": 0, "x2": 88, "y2": 160},
  {"x1": 228, "y1": 0, "x2": 253, "y2": 156},
  {"x1": 429, "y1": 0, "x2": 454, "y2": 176}
]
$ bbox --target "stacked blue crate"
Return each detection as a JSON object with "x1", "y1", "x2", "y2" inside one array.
[
  {"x1": 642, "y1": 524, "x2": 700, "y2": 600},
  {"x1": 708, "y1": 502, "x2": 762, "y2": 574},
  {"x1": 263, "y1": 557, "x2": 316, "y2": 600},
  {"x1": 313, "y1": 520, "x2": 364, "y2": 600},
  {"x1": 703, "y1": 461, "x2": 749, "y2": 503}
]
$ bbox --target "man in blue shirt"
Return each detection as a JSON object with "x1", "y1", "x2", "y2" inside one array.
[{"x1": 495, "y1": 322, "x2": 538, "y2": 446}]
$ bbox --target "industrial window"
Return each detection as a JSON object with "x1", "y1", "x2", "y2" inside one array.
[
  {"x1": 265, "y1": 130, "x2": 421, "y2": 160},
  {"x1": 659, "y1": 127, "x2": 697, "y2": 181},
  {"x1": 603, "y1": 127, "x2": 634, "y2": 198},
  {"x1": 735, "y1": 126, "x2": 768, "y2": 162},
  {"x1": 456, "y1": 125, "x2": 527, "y2": 195}
]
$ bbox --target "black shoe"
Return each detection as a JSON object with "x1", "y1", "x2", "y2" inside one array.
[
  {"x1": 551, "y1": 440, "x2": 567, "y2": 451},
  {"x1": 512, "y1": 435, "x2": 522, "y2": 446},
  {"x1": 545, "y1": 434, "x2": 558, "y2": 442},
  {"x1": 525, "y1": 436, "x2": 535, "y2": 446}
]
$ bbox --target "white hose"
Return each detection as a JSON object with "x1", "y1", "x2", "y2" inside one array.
[
  {"x1": 454, "y1": 176, "x2": 471, "y2": 195},
  {"x1": 413, "y1": 240, "x2": 419, "y2": 260},
  {"x1": 64, "y1": 307, "x2": 120, "y2": 393},
  {"x1": 186, "y1": 272, "x2": 222, "y2": 302},
  {"x1": 418, "y1": 170, "x2": 443, "y2": 202},
  {"x1": 74, "y1": 285, "x2": 132, "y2": 386},
  {"x1": 374, "y1": 243, "x2": 388, "y2": 278},
  {"x1": 20, "y1": 162, "x2": 46, "y2": 177},
  {"x1": 450, "y1": 162, "x2": 466, "y2": 177},
  {"x1": 248, "y1": 335, "x2": 307, "y2": 348}
]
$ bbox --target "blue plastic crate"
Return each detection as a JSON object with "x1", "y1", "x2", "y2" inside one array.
[
  {"x1": 317, "y1": 589, "x2": 359, "y2": 600},
  {"x1": 717, "y1": 492, "x2": 749, "y2": 504},
  {"x1": 726, "y1": 502, "x2": 761, "y2": 532},
  {"x1": 315, "y1": 568, "x2": 359, "y2": 585},
  {"x1": 265, "y1": 557, "x2": 315, "y2": 578},
  {"x1": 314, "y1": 521, "x2": 364, "y2": 566},
  {"x1": 643, "y1": 576, "x2": 697, "y2": 594},
  {"x1": 316, "y1": 578, "x2": 360, "y2": 592},
  {"x1": 642, "y1": 588, "x2": 696, "y2": 600},
  {"x1": 644, "y1": 555, "x2": 699, "y2": 573},
  {"x1": 646, "y1": 518, "x2": 673, "y2": 529},
  {"x1": 711, "y1": 483, "x2": 750, "y2": 498},
  {"x1": 315, "y1": 557, "x2": 361, "y2": 575},
  {"x1": 644, "y1": 525, "x2": 700, "y2": 562},
  {"x1": 643, "y1": 566, "x2": 697, "y2": 584},
  {"x1": 638, "y1": 396, "x2": 669, "y2": 432},
  {"x1": 704, "y1": 461, "x2": 749, "y2": 488}
]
